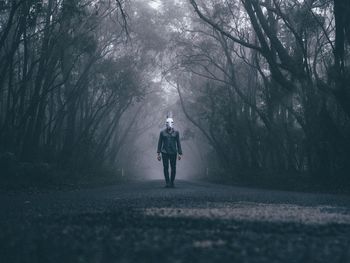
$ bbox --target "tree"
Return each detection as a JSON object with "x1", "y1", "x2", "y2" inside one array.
[{"x1": 182, "y1": 0, "x2": 350, "y2": 178}]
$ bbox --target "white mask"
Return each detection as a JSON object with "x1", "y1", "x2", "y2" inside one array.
[{"x1": 165, "y1": 117, "x2": 174, "y2": 129}]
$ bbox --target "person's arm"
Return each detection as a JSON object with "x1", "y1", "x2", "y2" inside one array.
[
  {"x1": 157, "y1": 131, "x2": 162, "y2": 160},
  {"x1": 176, "y1": 131, "x2": 182, "y2": 156}
]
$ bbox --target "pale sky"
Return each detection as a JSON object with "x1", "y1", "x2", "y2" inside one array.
[{"x1": 148, "y1": 0, "x2": 162, "y2": 9}]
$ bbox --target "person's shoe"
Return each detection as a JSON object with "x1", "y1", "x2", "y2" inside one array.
[
  {"x1": 164, "y1": 182, "x2": 170, "y2": 188},
  {"x1": 170, "y1": 182, "x2": 175, "y2": 188}
]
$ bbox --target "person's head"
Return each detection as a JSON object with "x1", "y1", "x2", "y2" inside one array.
[{"x1": 165, "y1": 117, "x2": 174, "y2": 130}]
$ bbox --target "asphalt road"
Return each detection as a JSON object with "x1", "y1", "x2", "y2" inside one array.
[{"x1": 1, "y1": 180, "x2": 350, "y2": 263}]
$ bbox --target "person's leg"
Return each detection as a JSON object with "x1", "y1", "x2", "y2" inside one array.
[
  {"x1": 161, "y1": 153, "x2": 170, "y2": 186},
  {"x1": 170, "y1": 154, "x2": 177, "y2": 186}
]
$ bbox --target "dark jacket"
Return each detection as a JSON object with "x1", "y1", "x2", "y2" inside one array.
[{"x1": 157, "y1": 128, "x2": 182, "y2": 155}]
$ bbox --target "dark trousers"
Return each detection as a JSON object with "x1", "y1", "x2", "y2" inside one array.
[{"x1": 161, "y1": 153, "x2": 177, "y2": 183}]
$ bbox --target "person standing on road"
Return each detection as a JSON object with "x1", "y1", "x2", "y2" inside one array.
[{"x1": 157, "y1": 117, "x2": 182, "y2": 188}]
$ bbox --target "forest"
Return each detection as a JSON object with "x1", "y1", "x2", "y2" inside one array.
[{"x1": 0, "y1": 0, "x2": 349, "y2": 190}]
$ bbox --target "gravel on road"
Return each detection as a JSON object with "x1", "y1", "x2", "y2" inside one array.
[{"x1": 1, "y1": 180, "x2": 350, "y2": 263}]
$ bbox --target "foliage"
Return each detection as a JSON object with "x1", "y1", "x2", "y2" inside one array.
[
  {"x1": 161, "y1": 0, "x2": 350, "y2": 185},
  {"x1": 0, "y1": 0, "x2": 146, "y2": 175}
]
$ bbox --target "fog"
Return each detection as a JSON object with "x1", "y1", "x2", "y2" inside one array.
[
  {"x1": 1, "y1": 0, "x2": 349, "y2": 189},
  {"x1": 115, "y1": 79, "x2": 210, "y2": 181}
]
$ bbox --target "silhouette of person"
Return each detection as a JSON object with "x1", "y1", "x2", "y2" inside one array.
[{"x1": 157, "y1": 117, "x2": 182, "y2": 188}]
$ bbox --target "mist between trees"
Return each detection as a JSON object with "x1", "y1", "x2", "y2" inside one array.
[{"x1": 0, "y1": 0, "x2": 349, "y2": 190}]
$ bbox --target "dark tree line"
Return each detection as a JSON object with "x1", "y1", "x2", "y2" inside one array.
[
  {"x1": 160, "y1": 0, "x2": 350, "y2": 183},
  {"x1": 0, "y1": 0, "x2": 146, "y2": 174},
  {"x1": 1, "y1": 0, "x2": 349, "y2": 187}
]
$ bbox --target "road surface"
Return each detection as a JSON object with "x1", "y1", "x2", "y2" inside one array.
[{"x1": 1, "y1": 180, "x2": 350, "y2": 262}]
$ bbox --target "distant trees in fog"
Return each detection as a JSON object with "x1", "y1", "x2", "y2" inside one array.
[
  {"x1": 0, "y1": 0, "x2": 144, "y2": 172},
  {"x1": 1, "y1": 0, "x2": 349, "y2": 186},
  {"x1": 163, "y1": 0, "x2": 350, "y2": 181}
]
